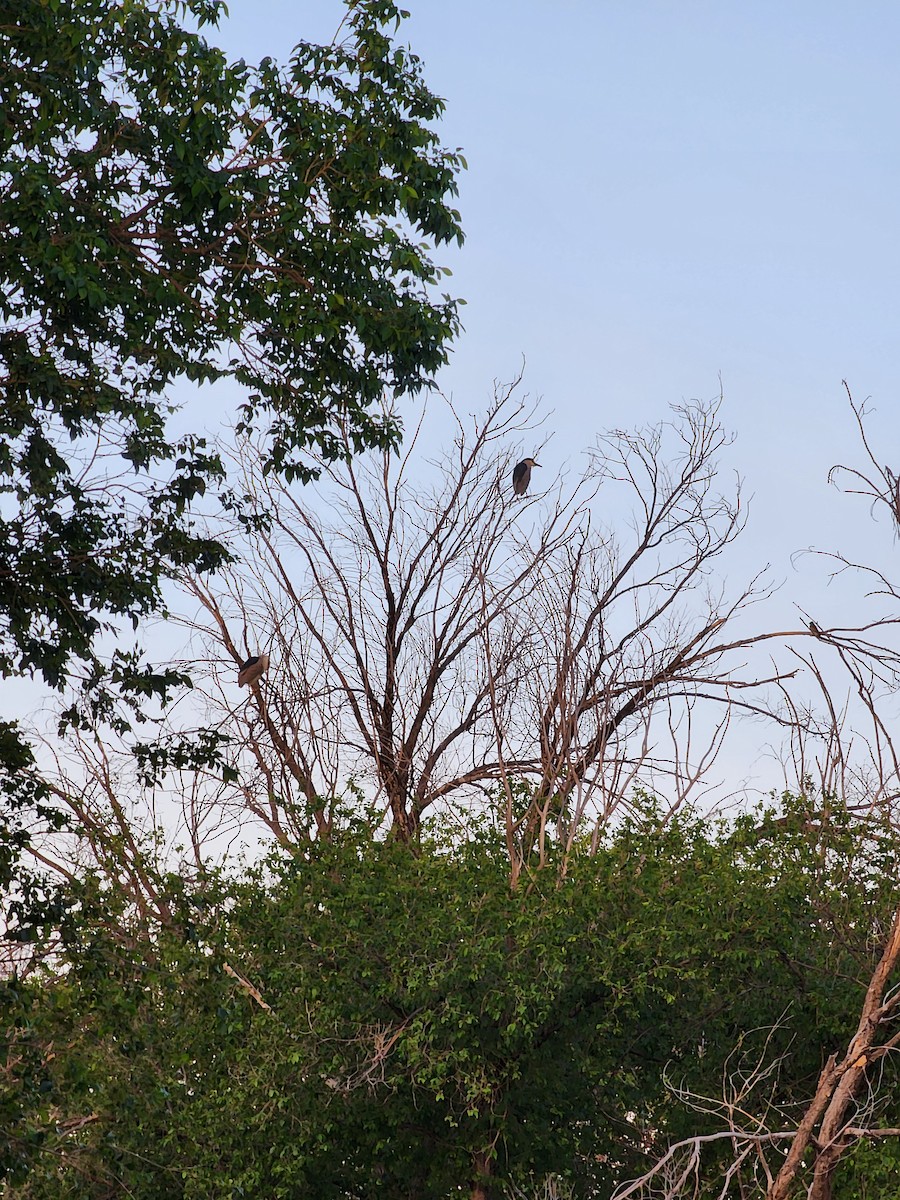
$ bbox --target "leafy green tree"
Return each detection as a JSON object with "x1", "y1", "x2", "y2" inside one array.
[
  {"x1": 5, "y1": 797, "x2": 899, "y2": 1199},
  {"x1": 0, "y1": 0, "x2": 463, "y2": 870}
]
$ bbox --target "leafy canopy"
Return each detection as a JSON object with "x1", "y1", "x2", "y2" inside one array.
[
  {"x1": 5, "y1": 797, "x2": 899, "y2": 1198},
  {"x1": 0, "y1": 0, "x2": 463, "y2": 694}
]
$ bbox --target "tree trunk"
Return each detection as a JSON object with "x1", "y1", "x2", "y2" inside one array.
[
  {"x1": 768, "y1": 903, "x2": 900, "y2": 1200},
  {"x1": 470, "y1": 1148, "x2": 493, "y2": 1200}
]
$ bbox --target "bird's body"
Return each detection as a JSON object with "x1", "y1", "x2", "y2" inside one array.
[
  {"x1": 238, "y1": 653, "x2": 270, "y2": 687},
  {"x1": 512, "y1": 457, "x2": 541, "y2": 495}
]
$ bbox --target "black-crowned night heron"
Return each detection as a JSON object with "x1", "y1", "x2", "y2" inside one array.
[
  {"x1": 238, "y1": 653, "x2": 269, "y2": 687},
  {"x1": 512, "y1": 457, "x2": 541, "y2": 495}
]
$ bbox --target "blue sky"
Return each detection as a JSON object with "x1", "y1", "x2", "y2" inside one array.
[
  {"x1": 195, "y1": 1, "x2": 900, "y2": 795},
  {"x1": 9, "y1": 2, "x2": 900, "y2": 802},
  {"x1": 205, "y1": 0, "x2": 900, "y2": 585}
]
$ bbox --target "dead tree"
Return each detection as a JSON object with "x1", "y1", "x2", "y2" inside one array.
[
  {"x1": 184, "y1": 380, "x2": 588, "y2": 843},
  {"x1": 28, "y1": 384, "x2": 900, "y2": 882},
  {"x1": 768, "y1": 900, "x2": 900, "y2": 1199},
  {"x1": 508, "y1": 401, "x2": 790, "y2": 865},
  {"x1": 182, "y1": 390, "x2": 808, "y2": 860},
  {"x1": 770, "y1": 383, "x2": 900, "y2": 815}
]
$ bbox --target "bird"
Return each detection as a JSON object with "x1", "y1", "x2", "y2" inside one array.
[
  {"x1": 238, "y1": 653, "x2": 269, "y2": 687},
  {"x1": 809, "y1": 621, "x2": 823, "y2": 637},
  {"x1": 512, "y1": 457, "x2": 541, "y2": 495}
]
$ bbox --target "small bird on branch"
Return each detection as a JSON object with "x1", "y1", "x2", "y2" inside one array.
[
  {"x1": 238, "y1": 653, "x2": 269, "y2": 687},
  {"x1": 512, "y1": 457, "x2": 540, "y2": 495}
]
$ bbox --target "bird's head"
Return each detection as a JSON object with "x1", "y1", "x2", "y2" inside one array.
[{"x1": 524, "y1": 457, "x2": 541, "y2": 468}]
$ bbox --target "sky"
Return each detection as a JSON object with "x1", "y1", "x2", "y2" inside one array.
[
  {"x1": 197, "y1": 0, "x2": 900, "y2": 797},
  {"x1": 10, "y1": 1, "x2": 900, "y2": 807},
  {"x1": 201, "y1": 0, "x2": 900, "y2": 592}
]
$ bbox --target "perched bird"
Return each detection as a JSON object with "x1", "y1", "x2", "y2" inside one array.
[
  {"x1": 512, "y1": 457, "x2": 541, "y2": 496},
  {"x1": 809, "y1": 621, "x2": 823, "y2": 637},
  {"x1": 238, "y1": 653, "x2": 269, "y2": 688}
]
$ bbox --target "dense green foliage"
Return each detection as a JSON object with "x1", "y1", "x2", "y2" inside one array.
[
  {"x1": 4, "y1": 798, "x2": 899, "y2": 1198},
  {"x1": 0, "y1": 0, "x2": 462, "y2": 696}
]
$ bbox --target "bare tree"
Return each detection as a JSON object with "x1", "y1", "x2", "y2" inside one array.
[
  {"x1": 25, "y1": 380, "x2": 900, "y2": 888},
  {"x1": 513, "y1": 401, "x2": 775, "y2": 864},
  {"x1": 173, "y1": 387, "x2": 813, "y2": 869},
  {"x1": 769, "y1": 383, "x2": 900, "y2": 814},
  {"x1": 768, "y1": 899, "x2": 900, "y2": 1199},
  {"x1": 759, "y1": 388, "x2": 900, "y2": 1199},
  {"x1": 184, "y1": 378, "x2": 587, "y2": 844},
  {"x1": 25, "y1": 383, "x2": 900, "y2": 886}
]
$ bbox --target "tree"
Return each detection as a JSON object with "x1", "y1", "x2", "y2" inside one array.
[
  {"x1": 0, "y1": 0, "x2": 464, "y2": 885},
  {"x1": 0, "y1": 0, "x2": 462, "y2": 704},
  {"x1": 33, "y1": 386, "x2": 892, "y2": 885},
  {"x1": 5, "y1": 797, "x2": 899, "y2": 1199},
  {"x1": 175, "y1": 388, "x2": 792, "y2": 867}
]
